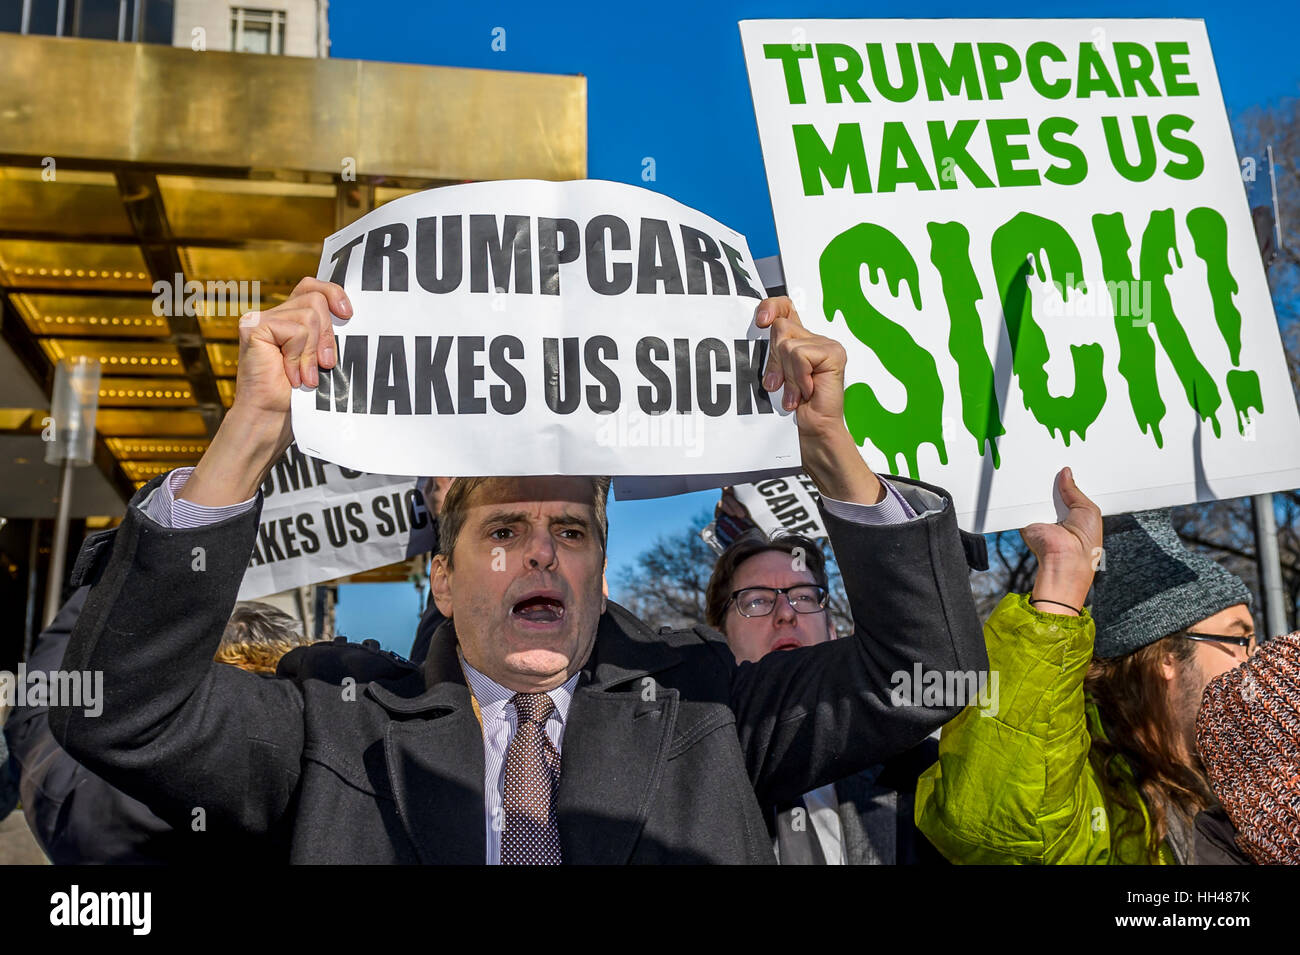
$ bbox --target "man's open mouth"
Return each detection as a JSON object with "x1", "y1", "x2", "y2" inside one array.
[
  {"x1": 770, "y1": 638, "x2": 802, "y2": 652},
  {"x1": 512, "y1": 592, "x2": 566, "y2": 624}
]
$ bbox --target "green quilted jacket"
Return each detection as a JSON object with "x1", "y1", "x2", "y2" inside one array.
[{"x1": 915, "y1": 592, "x2": 1174, "y2": 864}]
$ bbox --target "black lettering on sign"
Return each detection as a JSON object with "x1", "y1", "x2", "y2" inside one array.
[
  {"x1": 363, "y1": 224, "x2": 409, "y2": 291},
  {"x1": 544, "y1": 337, "x2": 582, "y2": 415},
  {"x1": 471, "y1": 214, "x2": 532, "y2": 293},
  {"x1": 539, "y1": 218, "x2": 581, "y2": 295},
  {"x1": 695, "y1": 338, "x2": 731, "y2": 416},
  {"x1": 317, "y1": 335, "x2": 369, "y2": 413},
  {"x1": 637, "y1": 337, "x2": 671, "y2": 414},
  {"x1": 680, "y1": 225, "x2": 730, "y2": 295},
  {"x1": 372, "y1": 336, "x2": 412, "y2": 415},
  {"x1": 258, "y1": 521, "x2": 286, "y2": 563},
  {"x1": 324, "y1": 505, "x2": 348, "y2": 548},
  {"x1": 372, "y1": 494, "x2": 397, "y2": 538},
  {"x1": 586, "y1": 215, "x2": 633, "y2": 295},
  {"x1": 329, "y1": 214, "x2": 760, "y2": 300},
  {"x1": 584, "y1": 336, "x2": 620, "y2": 413},
  {"x1": 734, "y1": 339, "x2": 774, "y2": 415},
  {"x1": 457, "y1": 336, "x2": 487, "y2": 414},
  {"x1": 723, "y1": 241, "x2": 763, "y2": 299},
  {"x1": 637, "y1": 218, "x2": 685, "y2": 294},
  {"x1": 328, "y1": 235, "x2": 364, "y2": 286},
  {"x1": 767, "y1": 493, "x2": 797, "y2": 513},
  {"x1": 297, "y1": 513, "x2": 320, "y2": 554},
  {"x1": 405, "y1": 488, "x2": 428, "y2": 529},
  {"x1": 415, "y1": 336, "x2": 455, "y2": 414},
  {"x1": 415, "y1": 216, "x2": 462, "y2": 293},
  {"x1": 278, "y1": 516, "x2": 302, "y2": 559},
  {"x1": 673, "y1": 338, "x2": 692, "y2": 414},
  {"x1": 489, "y1": 336, "x2": 526, "y2": 414},
  {"x1": 346, "y1": 501, "x2": 368, "y2": 543}
]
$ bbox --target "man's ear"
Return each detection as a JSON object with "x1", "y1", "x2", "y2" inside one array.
[{"x1": 431, "y1": 553, "x2": 454, "y2": 617}]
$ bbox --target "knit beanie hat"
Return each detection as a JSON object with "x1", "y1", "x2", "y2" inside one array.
[
  {"x1": 1090, "y1": 509, "x2": 1253, "y2": 659},
  {"x1": 1195, "y1": 632, "x2": 1300, "y2": 865}
]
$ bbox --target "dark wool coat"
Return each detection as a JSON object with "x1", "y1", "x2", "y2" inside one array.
[{"x1": 51, "y1": 474, "x2": 985, "y2": 863}]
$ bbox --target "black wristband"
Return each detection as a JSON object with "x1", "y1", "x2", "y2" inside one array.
[{"x1": 1029, "y1": 597, "x2": 1082, "y2": 615}]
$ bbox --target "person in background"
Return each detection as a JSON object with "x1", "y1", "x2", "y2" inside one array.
[
  {"x1": 1194, "y1": 630, "x2": 1300, "y2": 865},
  {"x1": 917, "y1": 479, "x2": 1257, "y2": 864},
  {"x1": 5, "y1": 595, "x2": 316, "y2": 864},
  {"x1": 705, "y1": 530, "x2": 947, "y2": 864},
  {"x1": 408, "y1": 476, "x2": 450, "y2": 665}
]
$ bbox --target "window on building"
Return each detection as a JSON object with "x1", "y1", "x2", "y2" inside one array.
[
  {"x1": 0, "y1": 0, "x2": 26, "y2": 33},
  {"x1": 1, "y1": 0, "x2": 171, "y2": 43},
  {"x1": 74, "y1": 0, "x2": 122, "y2": 39},
  {"x1": 231, "y1": 7, "x2": 284, "y2": 55},
  {"x1": 139, "y1": 0, "x2": 169, "y2": 43},
  {"x1": 0, "y1": 0, "x2": 69, "y2": 35}
]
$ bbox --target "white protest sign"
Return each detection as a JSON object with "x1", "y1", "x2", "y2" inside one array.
[
  {"x1": 733, "y1": 472, "x2": 828, "y2": 539},
  {"x1": 237, "y1": 444, "x2": 434, "y2": 601},
  {"x1": 742, "y1": 19, "x2": 1300, "y2": 532},
  {"x1": 291, "y1": 179, "x2": 801, "y2": 486}
]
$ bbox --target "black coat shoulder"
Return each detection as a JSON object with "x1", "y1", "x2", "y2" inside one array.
[{"x1": 277, "y1": 637, "x2": 422, "y2": 690}]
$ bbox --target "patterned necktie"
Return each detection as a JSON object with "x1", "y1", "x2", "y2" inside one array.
[{"x1": 500, "y1": 692, "x2": 562, "y2": 865}]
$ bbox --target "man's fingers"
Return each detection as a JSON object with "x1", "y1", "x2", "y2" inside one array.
[
  {"x1": 316, "y1": 304, "x2": 337, "y2": 370},
  {"x1": 290, "y1": 277, "x2": 352, "y2": 319},
  {"x1": 755, "y1": 295, "x2": 795, "y2": 328},
  {"x1": 260, "y1": 315, "x2": 312, "y2": 389}
]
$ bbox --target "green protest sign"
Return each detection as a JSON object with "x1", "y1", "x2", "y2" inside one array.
[{"x1": 742, "y1": 19, "x2": 1300, "y2": 532}]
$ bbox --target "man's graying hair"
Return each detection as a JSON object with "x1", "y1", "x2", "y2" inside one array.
[{"x1": 438, "y1": 477, "x2": 612, "y2": 567}]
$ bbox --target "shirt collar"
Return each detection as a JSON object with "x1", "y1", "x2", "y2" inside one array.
[{"x1": 458, "y1": 650, "x2": 578, "y2": 725}]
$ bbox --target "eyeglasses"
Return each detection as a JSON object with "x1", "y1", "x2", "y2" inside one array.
[
  {"x1": 727, "y1": 585, "x2": 829, "y2": 618},
  {"x1": 1181, "y1": 630, "x2": 1258, "y2": 656}
]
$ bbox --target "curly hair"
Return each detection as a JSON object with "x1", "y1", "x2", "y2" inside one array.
[
  {"x1": 1084, "y1": 633, "x2": 1215, "y2": 860},
  {"x1": 215, "y1": 601, "x2": 316, "y2": 675}
]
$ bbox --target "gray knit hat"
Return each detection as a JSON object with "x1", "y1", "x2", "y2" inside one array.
[{"x1": 1090, "y1": 509, "x2": 1253, "y2": 659}]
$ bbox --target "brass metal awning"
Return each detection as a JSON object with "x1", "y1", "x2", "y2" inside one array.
[{"x1": 0, "y1": 33, "x2": 586, "y2": 528}]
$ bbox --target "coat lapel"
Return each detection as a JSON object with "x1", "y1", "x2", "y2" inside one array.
[
  {"x1": 370, "y1": 603, "x2": 683, "y2": 865},
  {"x1": 555, "y1": 604, "x2": 681, "y2": 864},
  {"x1": 371, "y1": 621, "x2": 486, "y2": 865},
  {"x1": 834, "y1": 768, "x2": 896, "y2": 866}
]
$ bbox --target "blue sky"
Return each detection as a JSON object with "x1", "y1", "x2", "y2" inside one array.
[{"x1": 331, "y1": 0, "x2": 1300, "y2": 653}]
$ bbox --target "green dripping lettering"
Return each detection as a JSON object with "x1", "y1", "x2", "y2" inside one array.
[
  {"x1": 820, "y1": 223, "x2": 947, "y2": 479},
  {"x1": 991, "y1": 212, "x2": 1106, "y2": 446},
  {"x1": 928, "y1": 221, "x2": 1004, "y2": 465}
]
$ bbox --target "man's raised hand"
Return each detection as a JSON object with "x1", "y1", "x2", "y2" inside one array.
[
  {"x1": 176, "y1": 277, "x2": 350, "y2": 507},
  {"x1": 235, "y1": 277, "x2": 351, "y2": 414},
  {"x1": 754, "y1": 296, "x2": 883, "y2": 506}
]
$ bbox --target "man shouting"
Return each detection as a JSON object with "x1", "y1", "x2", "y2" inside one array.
[{"x1": 52, "y1": 277, "x2": 985, "y2": 864}]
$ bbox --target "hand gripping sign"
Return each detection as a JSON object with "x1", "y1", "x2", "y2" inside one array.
[
  {"x1": 291, "y1": 180, "x2": 801, "y2": 485},
  {"x1": 741, "y1": 18, "x2": 1300, "y2": 532}
]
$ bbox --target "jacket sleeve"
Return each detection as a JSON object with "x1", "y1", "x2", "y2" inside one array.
[
  {"x1": 48, "y1": 477, "x2": 305, "y2": 839},
  {"x1": 914, "y1": 592, "x2": 1112, "y2": 863},
  {"x1": 729, "y1": 476, "x2": 988, "y2": 806},
  {"x1": 4, "y1": 586, "x2": 173, "y2": 863}
]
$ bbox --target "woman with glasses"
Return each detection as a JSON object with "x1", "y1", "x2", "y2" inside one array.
[{"x1": 917, "y1": 468, "x2": 1260, "y2": 865}]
